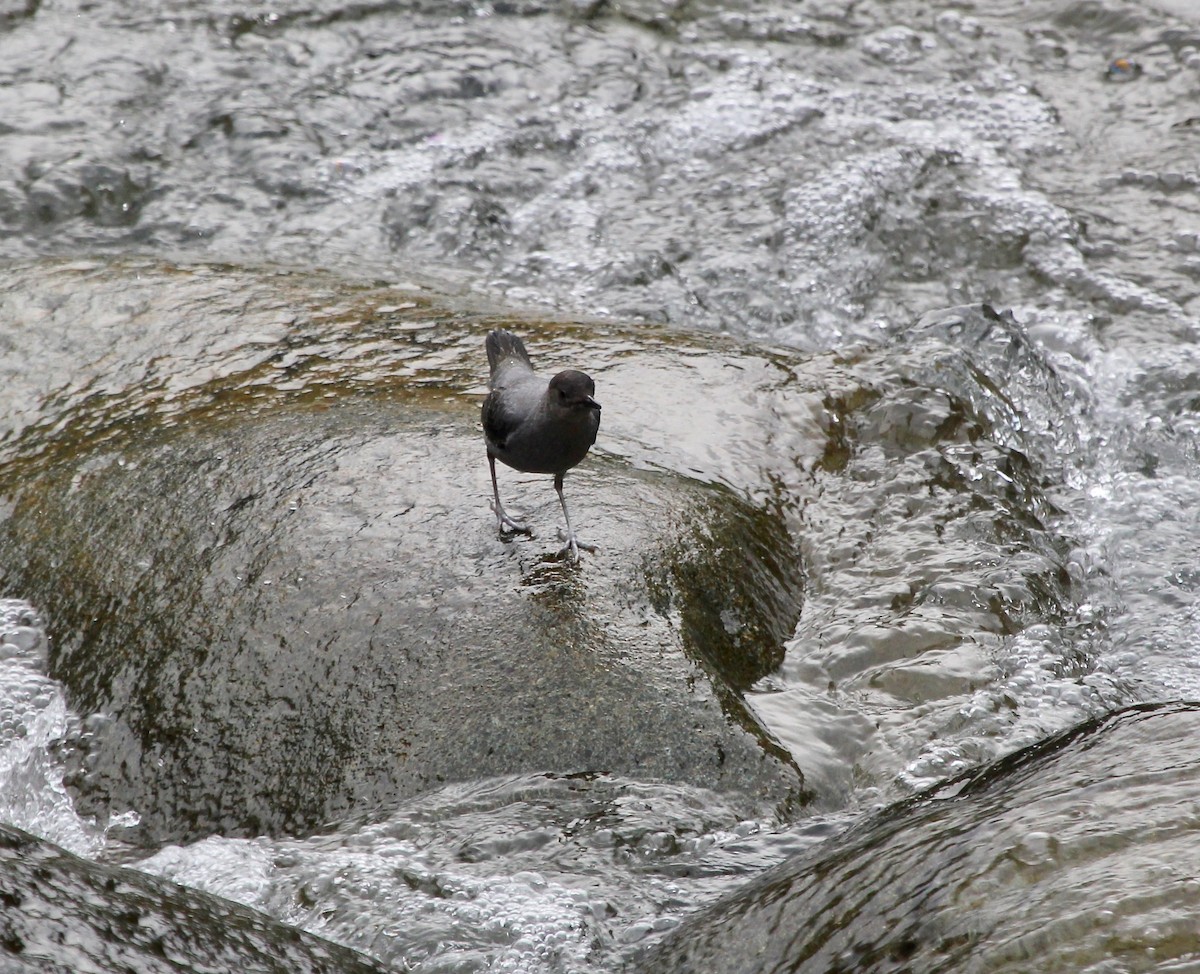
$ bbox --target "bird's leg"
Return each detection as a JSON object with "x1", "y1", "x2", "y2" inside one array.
[
  {"x1": 554, "y1": 473, "x2": 597, "y2": 562},
  {"x1": 489, "y1": 454, "x2": 531, "y2": 536}
]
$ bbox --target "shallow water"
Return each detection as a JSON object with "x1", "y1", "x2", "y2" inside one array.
[
  {"x1": 136, "y1": 775, "x2": 854, "y2": 972},
  {"x1": 3, "y1": 0, "x2": 1200, "y2": 970}
]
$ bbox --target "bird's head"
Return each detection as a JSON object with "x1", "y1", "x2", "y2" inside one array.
[{"x1": 549, "y1": 370, "x2": 601, "y2": 413}]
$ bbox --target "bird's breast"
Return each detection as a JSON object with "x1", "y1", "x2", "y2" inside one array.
[{"x1": 489, "y1": 405, "x2": 598, "y2": 475}]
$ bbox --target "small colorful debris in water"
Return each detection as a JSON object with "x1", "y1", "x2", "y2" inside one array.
[{"x1": 1105, "y1": 57, "x2": 1142, "y2": 81}]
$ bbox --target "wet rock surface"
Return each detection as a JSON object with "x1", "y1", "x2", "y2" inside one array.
[
  {"x1": 0, "y1": 821, "x2": 386, "y2": 973},
  {"x1": 0, "y1": 262, "x2": 1081, "y2": 849},
  {"x1": 0, "y1": 259, "x2": 818, "y2": 843},
  {"x1": 3, "y1": 403, "x2": 809, "y2": 842},
  {"x1": 634, "y1": 702, "x2": 1200, "y2": 974},
  {"x1": 1, "y1": 0, "x2": 1200, "y2": 968}
]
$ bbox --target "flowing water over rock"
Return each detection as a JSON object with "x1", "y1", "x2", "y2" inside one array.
[
  {"x1": 639, "y1": 703, "x2": 1200, "y2": 973},
  {"x1": 1, "y1": 0, "x2": 1200, "y2": 971}
]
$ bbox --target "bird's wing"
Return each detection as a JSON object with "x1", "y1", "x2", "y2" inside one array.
[{"x1": 482, "y1": 384, "x2": 528, "y2": 451}]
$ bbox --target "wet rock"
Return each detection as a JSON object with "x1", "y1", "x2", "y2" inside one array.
[
  {"x1": 3, "y1": 404, "x2": 807, "y2": 843},
  {"x1": 0, "y1": 259, "x2": 815, "y2": 844},
  {"x1": 0, "y1": 0, "x2": 36, "y2": 29},
  {"x1": 634, "y1": 702, "x2": 1200, "y2": 973},
  {"x1": 0, "y1": 262, "x2": 1083, "y2": 845},
  {"x1": 0, "y1": 820, "x2": 387, "y2": 973}
]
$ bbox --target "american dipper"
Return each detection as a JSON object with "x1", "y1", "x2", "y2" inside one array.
[{"x1": 482, "y1": 329, "x2": 601, "y2": 561}]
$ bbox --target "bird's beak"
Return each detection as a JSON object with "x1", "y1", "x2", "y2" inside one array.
[{"x1": 586, "y1": 396, "x2": 601, "y2": 411}]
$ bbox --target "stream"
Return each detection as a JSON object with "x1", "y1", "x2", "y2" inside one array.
[{"x1": 3, "y1": 0, "x2": 1200, "y2": 971}]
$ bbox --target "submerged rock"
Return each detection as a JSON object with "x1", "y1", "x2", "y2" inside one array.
[
  {"x1": 0, "y1": 259, "x2": 815, "y2": 844},
  {"x1": 635, "y1": 702, "x2": 1200, "y2": 973},
  {"x1": 0, "y1": 821, "x2": 386, "y2": 973},
  {"x1": 3, "y1": 396, "x2": 808, "y2": 842},
  {"x1": 0, "y1": 261, "x2": 1081, "y2": 849}
]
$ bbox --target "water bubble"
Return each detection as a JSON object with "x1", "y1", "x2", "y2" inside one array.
[
  {"x1": 619, "y1": 920, "x2": 655, "y2": 944},
  {"x1": 1010, "y1": 830, "x2": 1058, "y2": 867},
  {"x1": 3, "y1": 626, "x2": 42, "y2": 654}
]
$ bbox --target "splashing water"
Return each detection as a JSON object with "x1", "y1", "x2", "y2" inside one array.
[{"x1": 0, "y1": 599, "x2": 138, "y2": 857}]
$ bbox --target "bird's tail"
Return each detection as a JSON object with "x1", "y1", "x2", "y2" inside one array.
[{"x1": 485, "y1": 329, "x2": 533, "y2": 373}]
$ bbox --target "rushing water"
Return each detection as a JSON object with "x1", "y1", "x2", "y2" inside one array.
[{"x1": 3, "y1": 0, "x2": 1200, "y2": 970}]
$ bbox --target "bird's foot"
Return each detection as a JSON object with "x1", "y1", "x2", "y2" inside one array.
[
  {"x1": 492, "y1": 501, "x2": 532, "y2": 536},
  {"x1": 556, "y1": 528, "x2": 598, "y2": 562}
]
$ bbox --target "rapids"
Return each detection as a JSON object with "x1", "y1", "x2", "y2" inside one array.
[{"x1": 2, "y1": 0, "x2": 1200, "y2": 970}]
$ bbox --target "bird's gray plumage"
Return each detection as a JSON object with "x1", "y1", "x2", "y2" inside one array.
[{"x1": 482, "y1": 330, "x2": 601, "y2": 561}]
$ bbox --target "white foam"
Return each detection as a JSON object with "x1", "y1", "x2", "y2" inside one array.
[
  {"x1": 0, "y1": 598, "x2": 136, "y2": 856},
  {"x1": 138, "y1": 815, "x2": 597, "y2": 973}
]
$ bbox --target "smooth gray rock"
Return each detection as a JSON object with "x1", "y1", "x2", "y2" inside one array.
[
  {"x1": 0, "y1": 260, "x2": 813, "y2": 844},
  {"x1": 0, "y1": 262, "x2": 1078, "y2": 852}
]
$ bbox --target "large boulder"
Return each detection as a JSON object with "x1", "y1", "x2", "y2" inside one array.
[
  {"x1": 0, "y1": 261, "x2": 1079, "y2": 849},
  {"x1": 0, "y1": 259, "x2": 815, "y2": 843}
]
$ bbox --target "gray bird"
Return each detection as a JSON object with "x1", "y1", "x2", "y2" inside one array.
[{"x1": 482, "y1": 329, "x2": 601, "y2": 561}]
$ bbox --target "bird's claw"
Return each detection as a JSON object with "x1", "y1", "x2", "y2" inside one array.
[
  {"x1": 556, "y1": 528, "x2": 598, "y2": 561},
  {"x1": 491, "y1": 500, "x2": 532, "y2": 536}
]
